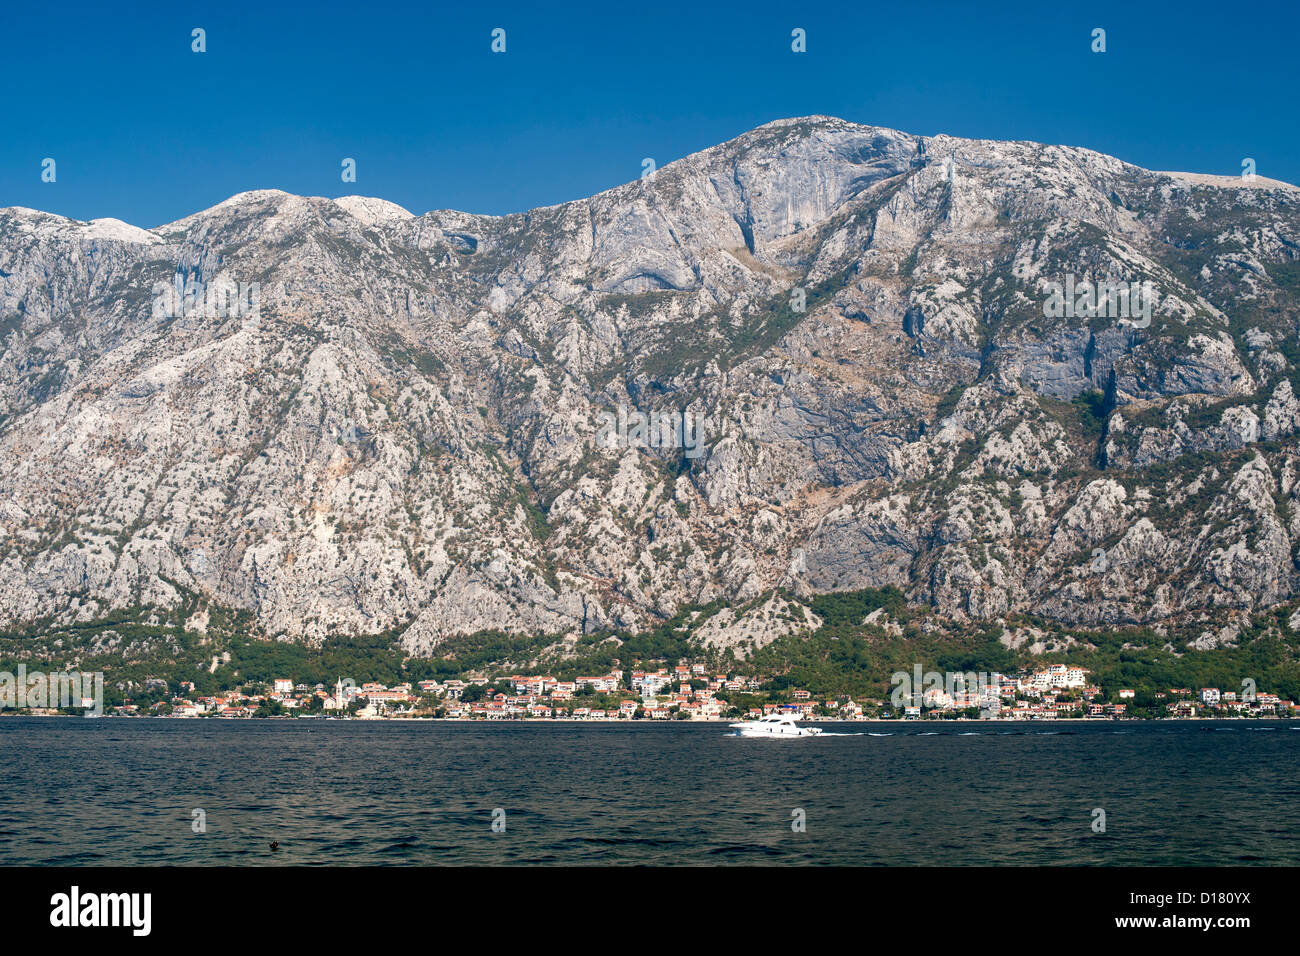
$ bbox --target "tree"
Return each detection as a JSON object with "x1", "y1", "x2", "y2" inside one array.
[{"x1": 254, "y1": 698, "x2": 284, "y2": 718}]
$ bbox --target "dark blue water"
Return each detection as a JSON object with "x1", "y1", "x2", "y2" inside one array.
[{"x1": 2, "y1": 717, "x2": 1297, "y2": 865}]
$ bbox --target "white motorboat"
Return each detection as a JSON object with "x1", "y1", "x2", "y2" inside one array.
[{"x1": 728, "y1": 713, "x2": 822, "y2": 737}]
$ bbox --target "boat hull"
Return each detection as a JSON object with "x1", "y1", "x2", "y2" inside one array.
[{"x1": 729, "y1": 723, "x2": 821, "y2": 737}]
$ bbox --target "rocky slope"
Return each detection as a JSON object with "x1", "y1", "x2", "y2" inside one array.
[{"x1": 2, "y1": 116, "x2": 1299, "y2": 655}]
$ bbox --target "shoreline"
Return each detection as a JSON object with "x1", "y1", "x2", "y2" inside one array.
[{"x1": 4, "y1": 713, "x2": 1297, "y2": 724}]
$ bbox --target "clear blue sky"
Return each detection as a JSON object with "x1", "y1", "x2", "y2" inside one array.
[{"x1": 2, "y1": 0, "x2": 1296, "y2": 227}]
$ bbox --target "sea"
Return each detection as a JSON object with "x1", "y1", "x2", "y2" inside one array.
[{"x1": 3, "y1": 717, "x2": 1297, "y2": 865}]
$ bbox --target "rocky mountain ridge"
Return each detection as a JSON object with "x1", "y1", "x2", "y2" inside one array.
[{"x1": 3, "y1": 115, "x2": 1299, "y2": 657}]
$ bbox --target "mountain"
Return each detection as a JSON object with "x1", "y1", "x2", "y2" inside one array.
[{"x1": 3, "y1": 115, "x2": 1300, "y2": 661}]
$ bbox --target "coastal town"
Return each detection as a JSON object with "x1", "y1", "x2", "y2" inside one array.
[{"x1": 18, "y1": 661, "x2": 1290, "y2": 721}]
